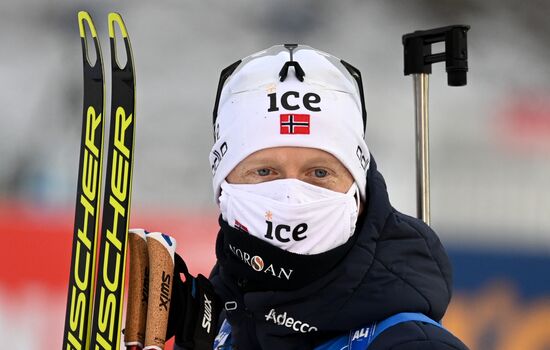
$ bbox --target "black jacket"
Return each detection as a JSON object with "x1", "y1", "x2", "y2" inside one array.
[{"x1": 210, "y1": 158, "x2": 468, "y2": 350}]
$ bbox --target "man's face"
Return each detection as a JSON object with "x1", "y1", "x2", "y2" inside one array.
[{"x1": 226, "y1": 146, "x2": 354, "y2": 194}]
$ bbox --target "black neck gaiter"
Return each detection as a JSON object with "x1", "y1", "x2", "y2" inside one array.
[{"x1": 216, "y1": 215, "x2": 361, "y2": 292}]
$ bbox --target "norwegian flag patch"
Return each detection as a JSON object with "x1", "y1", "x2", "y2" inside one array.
[
  {"x1": 280, "y1": 114, "x2": 310, "y2": 134},
  {"x1": 234, "y1": 220, "x2": 249, "y2": 233}
]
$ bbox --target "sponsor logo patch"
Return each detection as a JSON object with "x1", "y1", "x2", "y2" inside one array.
[
  {"x1": 210, "y1": 141, "x2": 228, "y2": 175},
  {"x1": 201, "y1": 295, "x2": 212, "y2": 333},
  {"x1": 228, "y1": 244, "x2": 293, "y2": 280},
  {"x1": 264, "y1": 309, "x2": 318, "y2": 333},
  {"x1": 356, "y1": 145, "x2": 369, "y2": 172},
  {"x1": 265, "y1": 220, "x2": 308, "y2": 243}
]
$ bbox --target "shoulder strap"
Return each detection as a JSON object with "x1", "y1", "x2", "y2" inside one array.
[
  {"x1": 372, "y1": 312, "x2": 441, "y2": 341},
  {"x1": 315, "y1": 312, "x2": 443, "y2": 350},
  {"x1": 348, "y1": 312, "x2": 443, "y2": 350},
  {"x1": 218, "y1": 313, "x2": 442, "y2": 350}
]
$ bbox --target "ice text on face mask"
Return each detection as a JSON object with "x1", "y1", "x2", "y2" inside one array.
[{"x1": 265, "y1": 220, "x2": 308, "y2": 243}]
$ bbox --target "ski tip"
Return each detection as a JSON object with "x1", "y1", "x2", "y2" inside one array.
[
  {"x1": 108, "y1": 12, "x2": 128, "y2": 39},
  {"x1": 77, "y1": 11, "x2": 97, "y2": 38}
]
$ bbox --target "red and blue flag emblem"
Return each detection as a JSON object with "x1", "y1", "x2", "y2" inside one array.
[{"x1": 280, "y1": 114, "x2": 310, "y2": 134}]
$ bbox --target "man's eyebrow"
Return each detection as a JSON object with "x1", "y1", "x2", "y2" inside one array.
[
  {"x1": 301, "y1": 156, "x2": 345, "y2": 167},
  {"x1": 301, "y1": 156, "x2": 335, "y2": 163},
  {"x1": 245, "y1": 156, "x2": 333, "y2": 165},
  {"x1": 241, "y1": 157, "x2": 282, "y2": 166}
]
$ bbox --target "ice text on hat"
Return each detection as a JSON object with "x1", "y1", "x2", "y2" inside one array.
[{"x1": 267, "y1": 91, "x2": 321, "y2": 112}]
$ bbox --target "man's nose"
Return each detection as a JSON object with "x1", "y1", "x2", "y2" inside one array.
[{"x1": 279, "y1": 168, "x2": 301, "y2": 180}]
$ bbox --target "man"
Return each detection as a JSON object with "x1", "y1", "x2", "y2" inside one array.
[{"x1": 170, "y1": 44, "x2": 469, "y2": 350}]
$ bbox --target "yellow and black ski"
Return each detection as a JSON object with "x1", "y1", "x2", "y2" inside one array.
[
  {"x1": 89, "y1": 13, "x2": 136, "y2": 350},
  {"x1": 63, "y1": 11, "x2": 105, "y2": 350},
  {"x1": 63, "y1": 11, "x2": 136, "y2": 350}
]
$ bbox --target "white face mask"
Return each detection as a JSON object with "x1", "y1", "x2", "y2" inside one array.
[{"x1": 219, "y1": 179, "x2": 360, "y2": 255}]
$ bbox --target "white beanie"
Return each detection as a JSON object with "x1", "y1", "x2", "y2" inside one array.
[{"x1": 209, "y1": 44, "x2": 370, "y2": 202}]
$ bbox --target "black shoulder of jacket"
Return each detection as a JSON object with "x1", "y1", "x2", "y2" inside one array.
[{"x1": 369, "y1": 321, "x2": 469, "y2": 350}]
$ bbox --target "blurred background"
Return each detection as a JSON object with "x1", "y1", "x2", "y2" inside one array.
[{"x1": 1, "y1": 0, "x2": 549, "y2": 349}]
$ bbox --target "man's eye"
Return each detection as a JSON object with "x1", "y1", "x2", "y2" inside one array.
[
  {"x1": 314, "y1": 169, "x2": 328, "y2": 178},
  {"x1": 257, "y1": 168, "x2": 271, "y2": 176}
]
